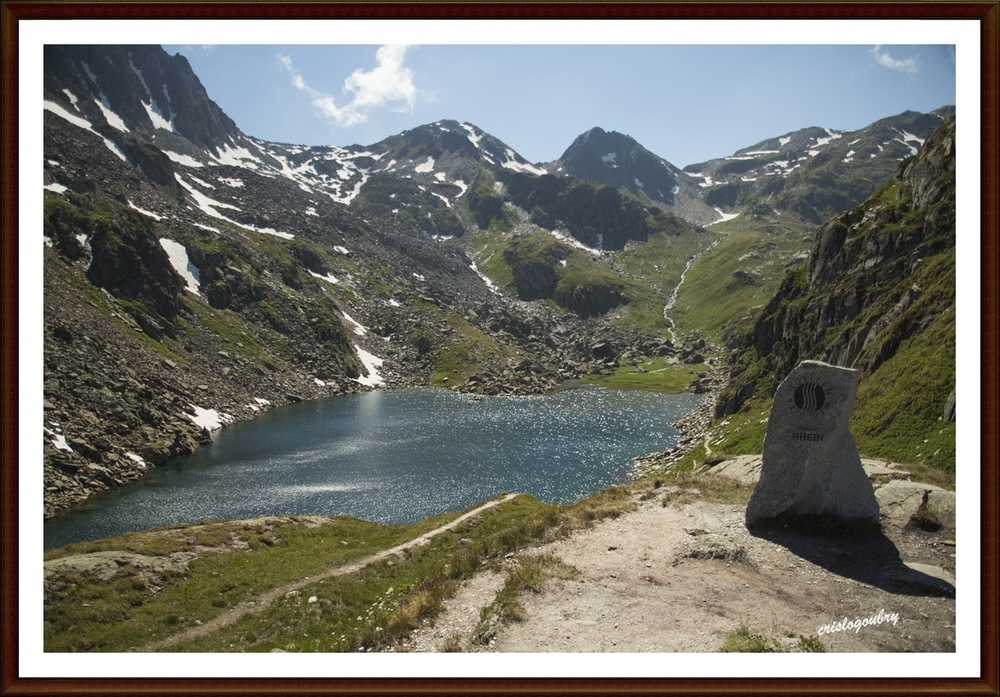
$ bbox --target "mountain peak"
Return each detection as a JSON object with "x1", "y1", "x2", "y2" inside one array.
[{"x1": 44, "y1": 45, "x2": 243, "y2": 154}]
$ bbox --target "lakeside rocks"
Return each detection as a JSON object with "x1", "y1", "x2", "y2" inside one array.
[{"x1": 746, "y1": 361, "x2": 879, "y2": 530}]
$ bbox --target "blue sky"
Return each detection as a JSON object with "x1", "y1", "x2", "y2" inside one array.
[{"x1": 164, "y1": 44, "x2": 955, "y2": 168}]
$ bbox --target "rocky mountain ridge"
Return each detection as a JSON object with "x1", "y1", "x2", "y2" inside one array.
[
  {"x1": 41, "y1": 45, "x2": 700, "y2": 517},
  {"x1": 683, "y1": 108, "x2": 953, "y2": 225},
  {"x1": 548, "y1": 127, "x2": 719, "y2": 226},
  {"x1": 41, "y1": 43, "x2": 954, "y2": 518}
]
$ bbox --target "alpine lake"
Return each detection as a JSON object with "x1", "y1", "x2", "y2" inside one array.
[{"x1": 44, "y1": 385, "x2": 703, "y2": 550}]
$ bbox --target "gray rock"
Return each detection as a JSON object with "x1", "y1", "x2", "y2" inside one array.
[
  {"x1": 861, "y1": 458, "x2": 912, "y2": 480},
  {"x1": 709, "y1": 454, "x2": 762, "y2": 486},
  {"x1": 875, "y1": 479, "x2": 955, "y2": 529},
  {"x1": 746, "y1": 361, "x2": 879, "y2": 529}
]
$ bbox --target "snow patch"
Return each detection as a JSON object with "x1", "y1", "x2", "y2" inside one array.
[
  {"x1": 142, "y1": 99, "x2": 176, "y2": 133},
  {"x1": 177, "y1": 173, "x2": 293, "y2": 238},
  {"x1": 314, "y1": 378, "x2": 326, "y2": 387},
  {"x1": 706, "y1": 207, "x2": 740, "y2": 226},
  {"x1": 414, "y1": 157, "x2": 435, "y2": 173},
  {"x1": 602, "y1": 152, "x2": 617, "y2": 164},
  {"x1": 125, "y1": 452, "x2": 147, "y2": 468},
  {"x1": 210, "y1": 141, "x2": 263, "y2": 169},
  {"x1": 634, "y1": 178, "x2": 644, "y2": 188},
  {"x1": 61, "y1": 89, "x2": 79, "y2": 108},
  {"x1": 354, "y1": 346, "x2": 385, "y2": 387},
  {"x1": 193, "y1": 222, "x2": 220, "y2": 234},
  {"x1": 129, "y1": 201, "x2": 165, "y2": 220},
  {"x1": 95, "y1": 93, "x2": 129, "y2": 132},
  {"x1": 502, "y1": 158, "x2": 546, "y2": 176},
  {"x1": 470, "y1": 261, "x2": 500, "y2": 294},
  {"x1": 453, "y1": 180, "x2": 469, "y2": 197},
  {"x1": 246, "y1": 225, "x2": 294, "y2": 240},
  {"x1": 671, "y1": 184, "x2": 680, "y2": 195},
  {"x1": 343, "y1": 312, "x2": 368, "y2": 336},
  {"x1": 778, "y1": 136, "x2": 791, "y2": 146},
  {"x1": 547, "y1": 228, "x2": 601, "y2": 256},
  {"x1": 461, "y1": 123, "x2": 483, "y2": 147},
  {"x1": 43, "y1": 99, "x2": 129, "y2": 164},
  {"x1": 254, "y1": 397, "x2": 271, "y2": 405},
  {"x1": 159, "y1": 238, "x2": 201, "y2": 294},
  {"x1": 309, "y1": 270, "x2": 339, "y2": 285},
  {"x1": 175, "y1": 173, "x2": 240, "y2": 218},
  {"x1": 434, "y1": 172, "x2": 447, "y2": 182},
  {"x1": 163, "y1": 150, "x2": 204, "y2": 168},
  {"x1": 185, "y1": 405, "x2": 233, "y2": 431},
  {"x1": 334, "y1": 246, "x2": 350, "y2": 255},
  {"x1": 188, "y1": 175, "x2": 214, "y2": 189},
  {"x1": 431, "y1": 192, "x2": 452, "y2": 208},
  {"x1": 44, "y1": 182, "x2": 68, "y2": 193},
  {"x1": 44, "y1": 427, "x2": 72, "y2": 452},
  {"x1": 387, "y1": 299, "x2": 401, "y2": 307},
  {"x1": 219, "y1": 177, "x2": 244, "y2": 188}
]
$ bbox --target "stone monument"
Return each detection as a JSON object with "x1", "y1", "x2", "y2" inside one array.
[{"x1": 745, "y1": 360, "x2": 879, "y2": 529}]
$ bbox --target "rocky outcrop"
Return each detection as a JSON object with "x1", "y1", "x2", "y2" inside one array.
[
  {"x1": 552, "y1": 283, "x2": 629, "y2": 319},
  {"x1": 716, "y1": 118, "x2": 956, "y2": 419},
  {"x1": 499, "y1": 171, "x2": 649, "y2": 250},
  {"x1": 505, "y1": 253, "x2": 558, "y2": 298},
  {"x1": 875, "y1": 480, "x2": 956, "y2": 529},
  {"x1": 44, "y1": 45, "x2": 243, "y2": 153}
]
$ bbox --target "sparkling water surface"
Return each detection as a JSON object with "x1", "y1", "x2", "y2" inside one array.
[{"x1": 44, "y1": 386, "x2": 702, "y2": 550}]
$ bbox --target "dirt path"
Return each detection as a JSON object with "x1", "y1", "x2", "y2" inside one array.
[
  {"x1": 136, "y1": 493, "x2": 518, "y2": 652},
  {"x1": 405, "y1": 490, "x2": 956, "y2": 653}
]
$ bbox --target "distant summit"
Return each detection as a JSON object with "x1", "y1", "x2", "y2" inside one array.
[
  {"x1": 682, "y1": 107, "x2": 954, "y2": 224},
  {"x1": 549, "y1": 127, "x2": 719, "y2": 226},
  {"x1": 556, "y1": 127, "x2": 679, "y2": 202}
]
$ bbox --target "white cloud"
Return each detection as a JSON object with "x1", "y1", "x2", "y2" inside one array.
[
  {"x1": 280, "y1": 46, "x2": 417, "y2": 128},
  {"x1": 871, "y1": 45, "x2": 919, "y2": 74}
]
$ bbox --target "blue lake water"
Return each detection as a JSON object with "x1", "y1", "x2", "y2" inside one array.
[{"x1": 43, "y1": 386, "x2": 702, "y2": 550}]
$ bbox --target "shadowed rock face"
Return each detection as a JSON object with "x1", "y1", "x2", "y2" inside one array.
[
  {"x1": 715, "y1": 117, "x2": 956, "y2": 420},
  {"x1": 746, "y1": 360, "x2": 879, "y2": 530}
]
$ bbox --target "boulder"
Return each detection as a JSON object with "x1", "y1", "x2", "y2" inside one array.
[
  {"x1": 875, "y1": 479, "x2": 956, "y2": 529},
  {"x1": 746, "y1": 360, "x2": 879, "y2": 530},
  {"x1": 709, "y1": 455, "x2": 762, "y2": 486}
]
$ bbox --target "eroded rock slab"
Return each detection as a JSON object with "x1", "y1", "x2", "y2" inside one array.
[
  {"x1": 875, "y1": 479, "x2": 956, "y2": 529},
  {"x1": 746, "y1": 361, "x2": 879, "y2": 529}
]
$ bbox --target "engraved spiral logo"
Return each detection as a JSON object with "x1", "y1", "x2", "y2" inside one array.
[{"x1": 793, "y1": 382, "x2": 827, "y2": 413}]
